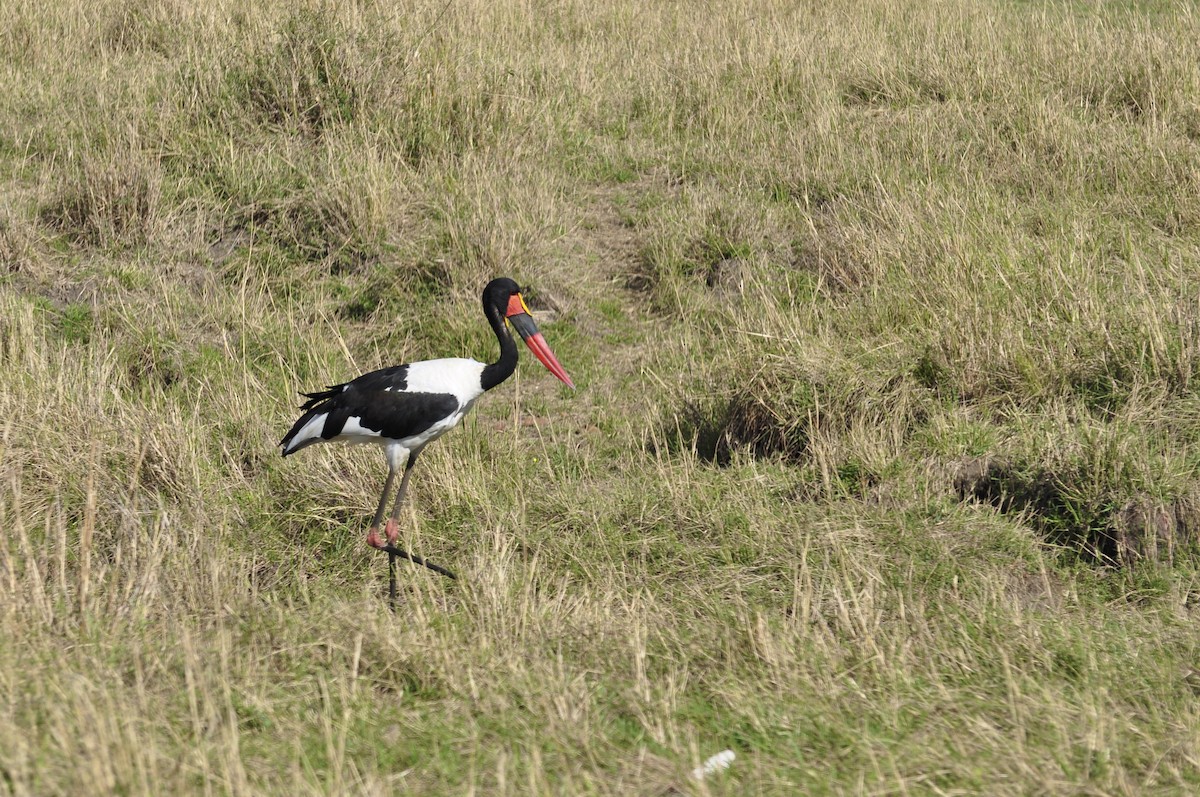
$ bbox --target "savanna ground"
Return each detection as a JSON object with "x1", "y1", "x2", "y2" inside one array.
[{"x1": 3, "y1": 0, "x2": 1200, "y2": 793}]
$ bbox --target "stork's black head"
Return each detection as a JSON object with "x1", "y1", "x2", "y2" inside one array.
[
  {"x1": 482, "y1": 278, "x2": 574, "y2": 388},
  {"x1": 482, "y1": 277, "x2": 522, "y2": 314}
]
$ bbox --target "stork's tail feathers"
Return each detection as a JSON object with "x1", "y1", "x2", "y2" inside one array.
[
  {"x1": 279, "y1": 385, "x2": 344, "y2": 456},
  {"x1": 299, "y1": 386, "x2": 342, "y2": 410}
]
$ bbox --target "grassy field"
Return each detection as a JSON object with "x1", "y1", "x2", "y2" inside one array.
[{"x1": 4, "y1": 0, "x2": 1200, "y2": 793}]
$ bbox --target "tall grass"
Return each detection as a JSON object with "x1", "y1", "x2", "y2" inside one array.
[{"x1": 4, "y1": 0, "x2": 1200, "y2": 793}]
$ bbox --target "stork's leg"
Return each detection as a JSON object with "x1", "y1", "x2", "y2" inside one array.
[
  {"x1": 370, "y1": 450, "x2": 455, "y2": 587},
  {"x1": 364, "y1": 467, "x2": 403, "y2": 608},
  {"x1": 381, "y1": 460, "x2": 417, "y2": 609},
  {"x1": 383, "y1": 458, "x2": 418, "y2": 546},
  {"x1": 365, "y1": 467, "x2": 397, "y2": 551}
]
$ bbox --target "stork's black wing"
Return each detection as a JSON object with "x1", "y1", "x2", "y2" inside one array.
[{"x1": 280, "y1": 364, "x2": 458, "y2": 456}]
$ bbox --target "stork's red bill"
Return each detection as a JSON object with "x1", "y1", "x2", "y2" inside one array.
[{"x1": 504, "y1": 293, "x2": 575, "y2": 389}]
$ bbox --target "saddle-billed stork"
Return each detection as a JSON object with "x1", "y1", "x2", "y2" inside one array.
[{"x1": 280, "y1": 277, "x2": 574, "y2": 595}]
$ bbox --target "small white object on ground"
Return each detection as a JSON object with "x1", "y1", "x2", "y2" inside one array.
[{"x1": 691, "y1": 749, "x2": 736, "y2": 780}]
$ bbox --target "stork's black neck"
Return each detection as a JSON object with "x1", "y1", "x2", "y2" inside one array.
[{"x1": 480, "y1": 301, "x2": 517, "y2": 392}]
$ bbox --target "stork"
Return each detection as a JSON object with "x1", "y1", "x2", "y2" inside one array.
[{"x1": 279, "y1": 277, "x2": 574, "y2": 596}]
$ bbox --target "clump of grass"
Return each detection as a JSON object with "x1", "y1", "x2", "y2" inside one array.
[
  {"x1": 666, "y1": 325, "x2": 934, "y2": 500},
  {"x1": 952, "y1": 405, "x2": 1199, "y2": 564},
  {"x1": 39, "y1": 139, "x2": 164, "y2": 250},
  {"x1": 788, "y1": 186, "x2": 891, "y2": 295},
  {"x1": 96, "y1": 0, "x2": 183, "y2": 57},
  {"x1": 228, "y1": 7, "x2": 377, "y2": 137},
  {"x1": 637, "y1": 204, "x2": 754, "y2": 298},
  {"x1": 0, "y1": 205, "x2": 39, "y2": 275}
]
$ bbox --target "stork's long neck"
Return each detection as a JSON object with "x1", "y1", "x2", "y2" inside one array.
[{"x1": 480, "y1": 303, "x2": 517, "y2": 391}]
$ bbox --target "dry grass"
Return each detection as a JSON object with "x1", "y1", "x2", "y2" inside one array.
[{"x1": 4, "y1": 0, "x2": 1200, "y2": 793}]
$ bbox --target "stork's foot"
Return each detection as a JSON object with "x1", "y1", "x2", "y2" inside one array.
[
  {"x1": 368, "y1": 525, "x2": 456, "y2": 580},
  {"x1": 378, "y1": 544, "x2": 458, "y2": 580},
  {"x1": 366, "y1": 526, "x2": 387, "y2": 550}
]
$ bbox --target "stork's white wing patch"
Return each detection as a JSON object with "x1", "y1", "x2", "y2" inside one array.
[
  {"x1": 283, "y1": 412, "x2": 328, "y2": 453},
  {"x1": 341, "y1": 417, "x2": 383, "y2": 438}
]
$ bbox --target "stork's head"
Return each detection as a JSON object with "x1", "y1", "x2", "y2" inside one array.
[{"x1": 484, "y1": 278, "x2": 575, "y2": 389}]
